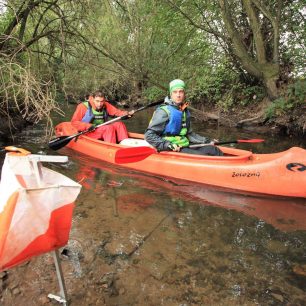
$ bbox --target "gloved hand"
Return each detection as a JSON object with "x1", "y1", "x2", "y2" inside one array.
[
  {"x1": 87, "y1": 125, "x2": 96, "y2": 132},
  {"x1": 168, "y1": 143, "x2": 181, "y2": 152}
]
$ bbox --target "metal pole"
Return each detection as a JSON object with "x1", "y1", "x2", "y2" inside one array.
[
  {"x1": 31, "y1": 159, "x2": 69, "y2": 305},
  {"x1": 50, "y1": 249, "x2": 68, "y2": 305}
]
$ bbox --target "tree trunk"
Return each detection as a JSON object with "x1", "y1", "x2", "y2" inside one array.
[
  {"x1": 219, "y1": 0, "x2": 281, "y2": 100},
  {"x1": 261, "y1": 63, "x2": 280, "y2": 100}
]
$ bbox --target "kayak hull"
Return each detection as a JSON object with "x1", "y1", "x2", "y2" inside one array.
[{"x1": 55, "y1": 122, "x2": 306, "y2": 198}]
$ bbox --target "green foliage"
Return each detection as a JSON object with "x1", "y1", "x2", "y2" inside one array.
[
  {"x1": 143, "y1": 86, "x2": 164, "y2": 102},
  {"x1": 288, "y1": 79, "x2": 306, "y2": 103},
  {"x1": 265, "y1": 80, "x2": 306, "y2": 119},
  {"x1": 185, "y1": 61, "x2": 264, "y2": 111},
  {"x1": 265, "y1": 98, "x2": 291, "y2": 119},
  {"x1": 280, "y1": 0, "x2": 306, "y2": 77},
  {"x1": 186, "y1": 61, "x2": 234, "y2": 105},
  {"x1": 235, "y1": 84, "x2": 265, "y2": 106},
  {"x1": 217, "y1": 91, "x2": 234, "y2": 112},
  {"x1": 0, "y1": 10, "x2": 12, "y2": 32}
]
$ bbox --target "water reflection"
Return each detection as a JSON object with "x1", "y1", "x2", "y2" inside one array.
[{"x1": 69, "y1": 152, "x2": 306, "y2": 233}]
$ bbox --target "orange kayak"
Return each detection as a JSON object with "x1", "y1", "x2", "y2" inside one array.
[{"x1": 55, "y1": 122, "x2": 306, "y2": 198}]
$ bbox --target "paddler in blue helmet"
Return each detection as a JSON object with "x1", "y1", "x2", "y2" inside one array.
[{"x1": 144, "y1": 79, "x2": 223, "y2": 156}]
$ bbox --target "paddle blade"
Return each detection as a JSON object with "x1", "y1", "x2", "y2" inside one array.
[
  {"x1": 237, "y1": 139, "x2": 265, "y2": 143},
  {"x1": 48, "y1": 135, "x2": 75, "y2": 150},
  {"x1": 115, "y1": 146, "x2": 157, "y2": 164}
]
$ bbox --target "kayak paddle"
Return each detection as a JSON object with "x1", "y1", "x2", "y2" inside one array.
[
  {"x1": 114, "y1": 138, "x2": 265, "y2": 164},
  {"x1": 48, "y1": 99, "x2": 163, "y2": 151},
  {"x1": 115, "y1": 146, "x2": 157, "y2": 164},
  {"x1": 189, "y1": 138, "x2": 264, "y2": 148}
]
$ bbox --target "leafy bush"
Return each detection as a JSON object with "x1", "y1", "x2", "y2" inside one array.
[
  {"x1": 237, "y1": 85, "x2": 265, "y2": 106},
  {"x1": 265, "y1": 98, "x2": 293, "y2": 118},
  {"x1": 143, "y1": 86, "x2": 165, "y2": 102},
  {"x1": 265, "y1": 80, "x2": 305, "y2": 119},
  {"x1": 288, "y1": 80, "x2": 306, "y2": 104}
]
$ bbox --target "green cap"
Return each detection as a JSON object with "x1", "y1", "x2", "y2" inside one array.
[{"x1": 169, "y1": 79, "x2": 185, "y2": 94}]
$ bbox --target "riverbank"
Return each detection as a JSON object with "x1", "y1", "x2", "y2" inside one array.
[
  {"x1": 0, "y1": 100, "x2": 305, "y2": 145},
  {"x1": 0, "y1": 114, "x2": 29, "y2": 143},
  {"x1": 190, "y1": 98, "x2": 306, "y2": 137}
]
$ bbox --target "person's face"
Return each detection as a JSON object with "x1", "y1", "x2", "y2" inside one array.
[
  {"x1": 93, "y1": 96, "x2": 105, "y2": 110},
  {"x1": 171, "y1": 89, "x2": 185, "y2": 104}
]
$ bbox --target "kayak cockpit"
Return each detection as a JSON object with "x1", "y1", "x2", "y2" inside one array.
[
  {"x1": 158, "y1": 148, "x2": 253, "y2": 162},
  {"x1": 127, "y1": 132, "x2": 253, "y2": 162}
]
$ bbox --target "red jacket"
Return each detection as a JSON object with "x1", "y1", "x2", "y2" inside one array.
[{"x1": 71, "y1": 96, "x2": 128, "y2": 131}]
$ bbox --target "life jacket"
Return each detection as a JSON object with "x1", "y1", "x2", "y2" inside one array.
[
  {"x1": 81, "y1": 102, "x2": 108, "y2": 126},
  {"x1": 160, "y1": 105, "x2": 190, "y2": 147}
]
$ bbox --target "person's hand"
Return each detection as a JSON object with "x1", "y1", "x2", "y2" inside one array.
[
  {"x1": 168, "y1": 143, "x2": 181, "y2": 152},
  {"x1": 127, "y1": 110, "x2": 135, "y2": 117}
]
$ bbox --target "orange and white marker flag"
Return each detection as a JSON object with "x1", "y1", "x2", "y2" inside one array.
[{"x1": 0, "y1": 150, "x2": 81, "y2": 271}]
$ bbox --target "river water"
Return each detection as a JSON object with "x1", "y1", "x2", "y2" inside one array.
[{"x1": 0, "y1": 104, "x2": 306, "y2": 306}]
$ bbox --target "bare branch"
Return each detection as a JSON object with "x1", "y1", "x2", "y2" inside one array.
[{"x1": 0, "y1": 55, "x2": 61, "y2": 137}]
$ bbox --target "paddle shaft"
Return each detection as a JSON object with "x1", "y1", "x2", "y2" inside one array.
[
  {"x1": 48, "y1": 116, "x2": 126, "y2": 150},
  {"x1": 189, "y1": 141, "x2": 236, "y2": 148},
  {"x1": 189, "y1": 139, "x2": 264, "y2": 148}
]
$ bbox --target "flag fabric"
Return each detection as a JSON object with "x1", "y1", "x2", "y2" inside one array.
[{"x1": 0, "y1": 151, "x2": 81, "y2": 271}]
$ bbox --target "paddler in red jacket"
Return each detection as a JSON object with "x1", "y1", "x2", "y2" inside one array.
[{"x1": 71, "y1": 90, "x2": 134, "y2": 143}]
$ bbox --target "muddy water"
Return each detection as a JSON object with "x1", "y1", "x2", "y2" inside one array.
[{"x1": 1, "y1": 105, "x2": 306, "y2": 305}]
